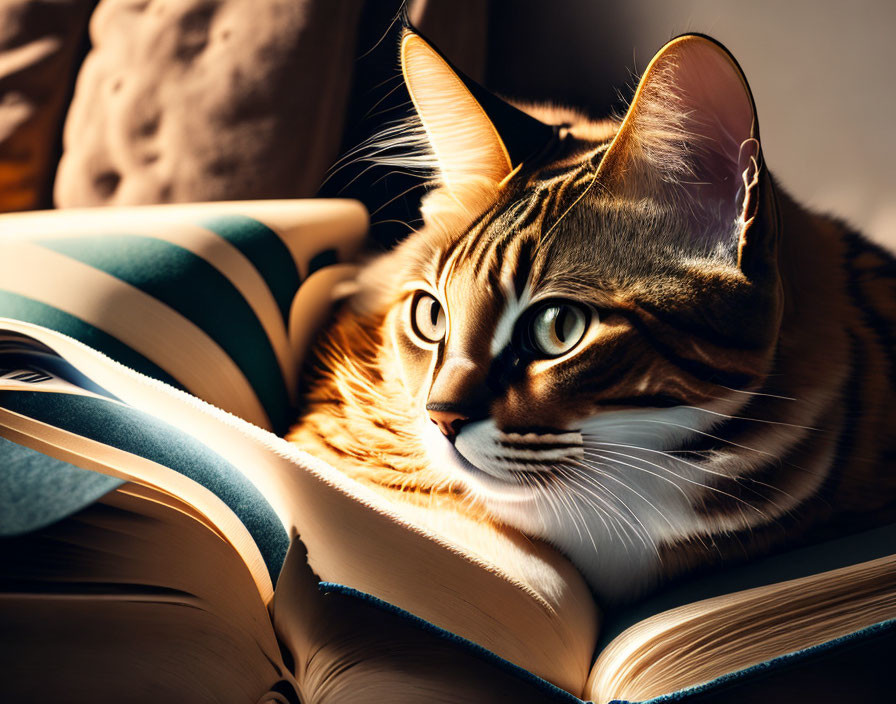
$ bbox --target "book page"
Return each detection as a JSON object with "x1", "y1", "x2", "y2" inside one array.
[
  {"x1": 0, "y1": 319, "x2": 599, "y2": 695},
  {"x1": 272, "y1": 538, "x2": 582, "y2": 704},
  {"x1": 585, "y1": 541, "x2": 896, "y2": 703},
  {"x1": 0, "y1": 329, "x2": 283, "y2": 603},
  {"x1": 0, "y1": 484, "x2": 295, "y2": 702}
]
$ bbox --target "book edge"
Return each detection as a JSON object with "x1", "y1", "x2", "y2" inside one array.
[
  {"x1": 318, "y1": 581, "x2": 587, "y2": 703},
  {"x1": 606, "y1": 618, "x2": 896, "y2": 704}
]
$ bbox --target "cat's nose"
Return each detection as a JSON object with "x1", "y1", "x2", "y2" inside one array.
[{"x1": 427, "y1": 407, "x2": 468, "y2": 438}]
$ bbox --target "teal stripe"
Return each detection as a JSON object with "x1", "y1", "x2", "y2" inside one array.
[
  {"x1": 308, "y1": 248, "x2": 338, "y2": 275},
  {"x1": 0, "y1": 290, "x2": 182, "y2": 390},
  {"x1": 37, "y1": 235, "x2": 291, "y2": 433},
  {"x1": 0, "y1": 390, "x2": 289, "y2": 584},
  {"x1": 198, "y1": 215, "x2": 302, "y2": 324}
]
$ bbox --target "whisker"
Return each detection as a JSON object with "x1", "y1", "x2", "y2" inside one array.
[
  {"x1": 608, "y1": 418, "x2": 780, "y2": 457},
  {"x1": 582, "y1": 445, "x2": 786, "y2": 526},
  {"x1": 371, "y1": 168, "x2": 432, "y2": 186},
  {"x1": 581, "y1": 448, "x2": 692, "y2": 499},
  {"x1": 676, "y1": 405, "x2": 819, "y2": 432},
  {"x1": 584, "y1": 448, "x2": 768, "y2": 519},
  {"x1": 538, "y1": 472, "x2": 568, "y2": 535},
  {"x1": 558, "y1": 465, "x2": 643, "y2": 551},
  {"x1": 552, "y1": 464, "x2": 608, "y2": 550},
  {"x1": 368, "y1": 181, "x2": 429, "y2": 217},
  {"x1": 582, "y1": 440, "x2": 732, "y2": 479},
  {"x1": 369, "y1": 218, "x2": 420, "y2": 235},
  {"x1": 362, "y1": 80, "x2": 409, "y2": 121},
  {"x1": 544, "y1": 467, "x2": 584, "y2": 543},
  {"x1": 582, "y1": 439, "x2": 805, "y2": 500},
  {"x1": 567, "y1": 461, "x2": 667, "y2": 556},
  {"x1": 356, "y1": 5, "x2": 405, "y2": 60},
  {"x1": 716, "y1": 385, "x2": 798, "y2": 402}
]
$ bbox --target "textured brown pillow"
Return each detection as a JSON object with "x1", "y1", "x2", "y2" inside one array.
[
  {"x1": 54, "y1": 0, "x2": 363, "y2": 207},
  {"x1": 0, "y1": 0, "x2": 93, "y2": 212}
]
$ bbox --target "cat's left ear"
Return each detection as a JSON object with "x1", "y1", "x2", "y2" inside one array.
[
  {"x1": 400, "y1": 29, "x2": 556, "y2": 196},
  {"x1": 598, "y1": 35, "x2": 769, "y2": 275}
]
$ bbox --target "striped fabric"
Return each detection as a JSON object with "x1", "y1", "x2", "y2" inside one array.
[
  {"x1": 0, "y1": 385, "x2": 289, "y2": 589},
  {"x1": 0, "y1": 201, "x2": 367, "y2": 434}
]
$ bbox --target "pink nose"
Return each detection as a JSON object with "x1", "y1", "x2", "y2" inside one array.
[{"x1": 428, "y1": 408, "x2": 468, "y2": 438}]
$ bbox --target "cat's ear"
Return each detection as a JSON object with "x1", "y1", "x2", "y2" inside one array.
[
  {"x1": 598, "y1": 35, "x2": 766, "y2": 273},
  {"x1": 400, "y1": 29, "x2": 556, "y2": 195}
]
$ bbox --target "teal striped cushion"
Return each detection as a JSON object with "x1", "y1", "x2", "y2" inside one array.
[
  {"x1": 0, "y1": 201, "x2": 367, "y2": 434},
  {"x1": 0, "y1": 387, "x2": 288, "y2": 585}
]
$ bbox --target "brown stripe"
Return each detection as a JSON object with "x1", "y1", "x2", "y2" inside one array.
[
  {"x1": 620, "y1": 310, "x2": 758, "y2": 389},
  {"x1": 843, "y1": 231, "x2": 896, "y2": 389}
]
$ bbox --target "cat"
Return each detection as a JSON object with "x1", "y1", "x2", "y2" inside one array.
[{"x1": 287, "y1": 29, "x2": 896, "y2": 603}]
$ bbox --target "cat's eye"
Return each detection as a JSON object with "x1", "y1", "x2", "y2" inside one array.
[
  {"x1": 410, "y1": 292, "x2": 447, "y2": 343},
  {"x1": 527, "y1": 302, "x2": 590, "y2": 357}
]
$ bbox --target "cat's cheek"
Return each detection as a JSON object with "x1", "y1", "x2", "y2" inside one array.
[{"x1": 389, "y1": 314, "x2": 437, "y2": 403}]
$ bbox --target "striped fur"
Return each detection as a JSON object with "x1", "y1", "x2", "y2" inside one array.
[{"x1": 288, "y1": 34, "x2": 896, "y2": 602}]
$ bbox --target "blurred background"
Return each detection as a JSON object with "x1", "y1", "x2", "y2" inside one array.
[{"x1": 2, "y1": 0, "x2": 893, "y2": 249}]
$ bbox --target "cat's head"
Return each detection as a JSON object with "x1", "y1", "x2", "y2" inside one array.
[{"x1": 360, "y1": 30, "x2": 784, "y2": 586}]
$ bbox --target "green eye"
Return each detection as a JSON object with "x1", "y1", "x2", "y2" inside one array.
[
  {"x1": 529, "y1": 303, "x2": 589, "y2": 357},
  {"x1": 411, "y1": 292, "x2": 447, "y2": 343}
]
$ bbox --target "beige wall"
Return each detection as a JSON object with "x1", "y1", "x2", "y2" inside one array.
[{"x1": 489, "y1": 0, "x2": 896, "y2": 248}]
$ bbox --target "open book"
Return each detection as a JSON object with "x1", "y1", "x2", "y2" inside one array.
[
  {"x1": 2, "y1": 321, "x2": 896, "y2": 703},
  {"x1": 1, "y1": 202, "x2": 894, "y2": 702}
]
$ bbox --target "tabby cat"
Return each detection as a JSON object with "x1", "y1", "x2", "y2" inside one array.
[{"x1": 287, "y1": 30, "x2": 896, "y2": 603}]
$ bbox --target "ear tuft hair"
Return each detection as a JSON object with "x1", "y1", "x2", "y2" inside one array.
[
  {"x1": 400, "y1": 30, "x2": 514, "y2": 194},
  {"x1": 598, "y1": 35, "x2": 762, "y2": 264},
  {"x1": 333, "y1": 113, "x2": 439, "y2": 181}
]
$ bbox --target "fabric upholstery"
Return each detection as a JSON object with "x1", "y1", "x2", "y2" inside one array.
[
  {"x1": 54, "y1": 0, "x2": 363, "y2": 207},
  {"x1": 0, "y1": 0, "x2": 93, "y2": 212},
  {"x1": 0, "y1": 200, "x2": 367, "y2": 433}
]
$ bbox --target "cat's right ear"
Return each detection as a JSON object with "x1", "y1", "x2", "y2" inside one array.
[{"x1": 400, "y1": 29, "x2": 555, "y2": 196}]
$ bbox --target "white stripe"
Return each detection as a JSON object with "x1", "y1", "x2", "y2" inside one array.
[
  {"x1": 5, "y1": 222, "x2": 296, "y2": 400},
  {"x1": 490, "y1": 275, "x2": 531, "y2": 357},
  {"x1": 0, "y1": 199, "x2": 370, "y2": 368},
  {"x1": 0, "y1": 241, "x2": 270, "y2": 429}
]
